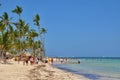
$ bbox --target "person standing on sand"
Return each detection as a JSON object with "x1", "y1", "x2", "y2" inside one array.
[
  {"x1": 51, "y1": 58, "x2": 53, "y2": 64},
  {"x1": 35, "y1": 57, "x2": 38, "y2": 64},
  {"x1": 65, "y1": 58, "x2": 67, "y2": 62},
  {"x1": 30, "y1": 56, "x2": 34, "y2": 65},
  {"x1": 25, "y1": 56, "x2": 29, "y2": 66},
  {"x1": 47, "y1": 58, "x2": 50, "y2": 63},
  {"x1": 23, "y1": 56, "x2": 26, "y2": 65},
  {"x1": 17, "y1": 56, "x2": 20, "y2": 64},
  {"x1": 60, "y1": 58, "x2": 64, "y2": 64}
]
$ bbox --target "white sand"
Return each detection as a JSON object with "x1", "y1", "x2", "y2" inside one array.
[{"x1": 0, "y1": 60, "x2": 90, "y2": 80}]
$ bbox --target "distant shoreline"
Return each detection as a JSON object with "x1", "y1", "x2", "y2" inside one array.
[{"x1": 52, "y1": 57, "x2": 120, "y2": 59}]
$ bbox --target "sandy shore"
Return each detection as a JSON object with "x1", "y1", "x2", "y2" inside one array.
[{"x1": 0, "y1": 60, "x2": 90, "y2": 80}]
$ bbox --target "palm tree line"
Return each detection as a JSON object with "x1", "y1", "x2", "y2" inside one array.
[{"x1": 0, "y1": 5, "x2": 47, "y2": 60}]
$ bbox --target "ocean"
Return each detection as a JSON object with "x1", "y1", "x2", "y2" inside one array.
[{"x1": 54, "y1": 57, "x2": 120, "y2": 80}]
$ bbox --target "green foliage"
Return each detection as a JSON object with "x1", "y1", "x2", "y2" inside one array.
[
  {"x1": 33, "y1": 14, "x2": 40, "y2": 26},
  {"x1": 12, "y1": 6, "x2": 23, "y2": 16},
  {"x1": 0, "y1": 5, "x2": 47, "y2": 59}
]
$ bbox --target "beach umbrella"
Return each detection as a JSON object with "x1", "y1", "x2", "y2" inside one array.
[{"x1": 24, "y1": 52, "x2": 31, "y2": 56}]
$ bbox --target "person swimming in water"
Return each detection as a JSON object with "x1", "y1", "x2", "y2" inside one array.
[{"x1": 78, "y1": 60, "x2": 80, "y2": 64}]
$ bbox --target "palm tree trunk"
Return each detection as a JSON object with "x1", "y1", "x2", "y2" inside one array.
[
  {"x1": 18, "y1": 14, "x2": 21, "y2": 52},
  {"x1": 44, "y1": 38, "x2": 46, "y2": 58},
  {"x1": 38, "y1": 26, "x2": 42, "y2": 57}
]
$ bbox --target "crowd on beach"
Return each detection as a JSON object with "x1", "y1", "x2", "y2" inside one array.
[
  {"x1": 13, "y1": 55, "x2": 54, "y2": 66},
  {"x1": 51, "y1": 57, "x2": 81, "y2": 64},
  {"x1": 0, "y1": 53, "x2": 81, "y2": 66},
  {"x1": 15, "y1": 56, "x2": 37, "y2": 65},
  {"x1": 14, "y1": 56, "x2": 81, "y2": 66}
]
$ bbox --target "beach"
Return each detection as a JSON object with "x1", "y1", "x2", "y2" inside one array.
[{"x1": 0, "y1": 60, "x2": 89, "y2": 80}]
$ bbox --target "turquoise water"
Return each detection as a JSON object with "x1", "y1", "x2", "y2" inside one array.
[{"x1": 54, "y1": 57, "x2": 120, "y2": 80}]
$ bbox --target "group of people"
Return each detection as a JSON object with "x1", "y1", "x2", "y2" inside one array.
[
  {"x1": 16, "y1": 56, "x2": 55, "y2": 66},
  {"x1": 53, "y1": 57, "x2": 81, "y2": 64},
  {"x1": 23, "y1": 56, "x2": 35, "y2": 65},
  {"x1": 46, "y1": 58, "x2": 53, "y2": 64},
  {"x1": 16, "y1": 56, "x2": 39, "y2": 66}
]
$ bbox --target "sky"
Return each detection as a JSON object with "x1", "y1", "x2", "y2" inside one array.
[{"x1": 0, "y1": 0, "x2": 120, "y2": 57}]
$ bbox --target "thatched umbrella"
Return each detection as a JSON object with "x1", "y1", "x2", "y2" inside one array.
[{"x1": 24, "y1": 52, "x2": 31, "y2": 56}]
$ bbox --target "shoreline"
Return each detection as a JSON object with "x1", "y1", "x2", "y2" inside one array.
[
  {"x1": 53, "y1": 61, "x2": 92, "y2": 80},
  {"x1": 54, "y1": 64, "x2": 98, "y2": 80},
  {"x1": 0, "y1": 60, "x2": 90, "y2": 80}
]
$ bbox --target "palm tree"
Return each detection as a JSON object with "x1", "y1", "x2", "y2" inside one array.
[
  {"x1": 0, "y1": 12, "x2": 13, "y2": 62},
  {"x1": 0, "y1": 30, "x2": 13, "y2": 62},
  {"x1": 41, "y1": 28, "x2": 47, "y2": 58},
  {"x1": 29, "y1": 29, "x2": 38, "y2": 56},
  {"x1": 19, "y1": 19, "x2": 29, "y2": 40},
  {"x1": 7, "y1": 28, "x2": 19, "y2": 54},
  {"x1": 33, "y1": 14, "x2": 43, "y2": 58},
  {"x1": 0, "y1": 22, "x2": 5, "y2": 60},
  {"x1": 12, "y1": 29, "x2": 19, "y2": 51},
  {"x1": 22, "y1": 22, "x2": 29, "y2": 53},
  {"x1": 33, "y1": 14, "x2": 41, "y2": 43},
  {"x1": 0, "y1": 12, "x2": 12, "y2": 30},
  {"x1": 12, "y1": 6, "x2": 23, "y2": 52},
  {"x1": 0, "y1": 5, "x2": 47, "y2": 60},
  {"x1": 12, "y1": 6, "x2": 22, "y2": 20}
]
